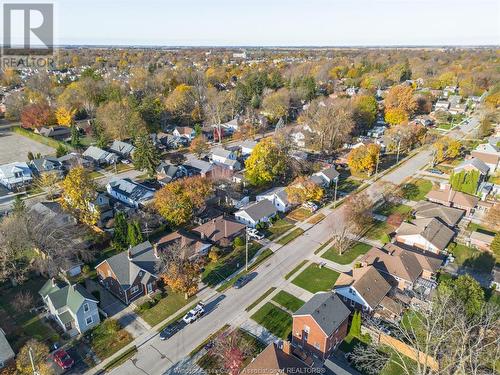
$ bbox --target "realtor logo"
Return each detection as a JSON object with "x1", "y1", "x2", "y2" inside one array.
[{"x1": 2, "y1": 3, "x2": 54, "y2": 56}]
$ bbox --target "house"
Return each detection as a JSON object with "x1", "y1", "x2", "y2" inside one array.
[
  {"x1": 156, "y1": 162, "x2": 187, "y2": 185},
  {"x1": 241, "y1": 342, "x2": 311, "y2": 375},
  {"x1": 471, "y1": 139, "x2": 500, "y2": 172},
  {"x1": 235, "y1": 200, "x2": 278, "y2": 228},
  {"x1": 334, "y1": 266, "x2": 391, "y2": 314},
  {"x1": 29, "y1": 157, "x2": 64, "y2": 177},
  {"x1": 395, "y1": 218, "x2": 455, "y2": 253},
  {"x1": 37, "y1": 126, "x2": 71, "y2": 140},
  {"x1": 31, "y1": 201, "x2": 76, "y2": 227},
  {"x1": 360, "y1": 244, "x2": 442, "y2": 292},
  {"x1": 426, "y1": 185, "x2": 479, "y2": 215},
  {"x1": 256, "y1": 187, "x2": 292, "y2": 213},
  {"x1": 413, "y1": 201, "x2": 464, "y2": 227},
  {"x1": 83, "y1": 146, "x2": 119, "y2": 166},
  {"x1": 184, "y1": 154, "x2": 214, "y2": 178},
  {"x1": 95, "y1": 241, "x2": 160, "y2": 304},
  {"x1": 292, "y1": 292, "x2": 351, "y2": 360},
  {"x1": 434, "y1": 100, "x2": 450, "y2": 111},
  {"x1": 89, "y1": 193, "x2": 114, "y2": 227},
  {"x1": 106, "y1": 178, "x2": 155, "y2": 208},
  {"x1": 215, "y1": 187, "x2": 250, "y2": 209},
  {"x1": 0, "y1": 328, "x2": 14, "y2": 369},
  {"x1": 490, "y1": 266, "x2": 500, "y2": 291},
  {"x1": 210, "y1": 147, "x2": 241, "y2": 171},
  {"x1": 312, "y1": 166, "x2": 340, "y2": 188},
  {"x1": 109, "y1": 140, "x2": 136, "y2": 159},
  {"x1": 39, "y1": 279, "x2": 100, "y2": 336},
  {"x1": 192, "y1": 215, "x2": 246, "y2": 246},
  {"x1": 240, "y1": 140, "x2": 257, "y2": 157},
  {"x1": 173, "y1": 126, "x2": 196, "y2": 141},
  {"x1": 453, "y1": 158, "x2": 490, "y2": 180},
  {"x1": 58, "y1": 152, "x2": 92, "y2": 170},
  {"x1": 468, "y1": 230, "x2": 495, "y2": 252},
  {"x1": 0, "y1": 162, "x2": 33, "y2": 190},
  {"x1": 156, "y1": 230, "x2": 212, "y2": 259},
  {"x1": 220, "y1": 117, "x2": 240, "y2": 133}
]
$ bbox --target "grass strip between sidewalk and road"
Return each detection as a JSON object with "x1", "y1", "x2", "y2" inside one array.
[
  {"x1": 245, "y1": 287, "x2": 277, "y2": 312},
  {"x1": 284, "y1": 260, "x2": 309, "y2": 280},
  {"x1": 103, "y1": 346, "x2": 137, "y2": 372},
  {"x1": 277, "y1": 228, "x2": 304, "y2": 245}
]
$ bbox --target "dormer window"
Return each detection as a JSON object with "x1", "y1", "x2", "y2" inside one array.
[{"x1": 83, "y1": 303, "x2": 89, "y2": 312}]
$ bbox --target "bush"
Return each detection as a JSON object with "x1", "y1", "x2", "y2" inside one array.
[
  {"x1": 82, "y1": 264, "x2": 91, "y2": 274},
  {"x1": 233, "y1": 236, "x2": 244, "y2": 247},
  {"x1": 380, "y1": 233, "x2": 391, "y2": 244},
  {"x1": 256, "y1": 222, "x2": 268, "y2": 230}
]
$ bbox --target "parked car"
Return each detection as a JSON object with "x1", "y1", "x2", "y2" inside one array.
[
  {"x1": 159, "y1": 322, "x2": 183, "y2": 340},
  {"x1": 121, "y1": 159, "x2": 131, "y2": 164},
  {"x1": 53, "y1": 349, "x2": 74, "y2": 370},
  {"x1": 302, "y1": 201, "x2": 318, "y2": 212},
  {"x1": 182, "y1": 302, "x2": 205, "y2": 324},
  {"x1": 234, "y1": 275, "x2": 251, "y2": 289},
  {"x1": 246, "y1": 228, "x2": 264, "y2": 240},
  {"x1": 428, "y1": 168, "x2": 444, "y2": 175}
]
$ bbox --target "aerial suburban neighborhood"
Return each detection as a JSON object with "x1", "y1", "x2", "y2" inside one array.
[{"x1": 0, "y1": 2, "x2": 498, "y2": 375}]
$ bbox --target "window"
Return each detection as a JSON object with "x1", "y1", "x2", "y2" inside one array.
[
  {"x1": 303, "y1": 325, "x2": 310, "y2": 333},
  {"x1": 350, "y1": 299, "x2": 355, "y2": 307},
  {"x1": 83, "y1": 303, "x2": 89, "y2": 312},
  {"x1": 85, "y1": 316, "x2": 93, "y2": 325},
  {"x1": 130, "y1": 285, "x2": 140, "y2": 294}
]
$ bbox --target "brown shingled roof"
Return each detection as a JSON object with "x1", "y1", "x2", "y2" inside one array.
[
  {"x1": 396, "y1": 218, "x2": 455, "y2": 251},
  {"x1": 241, "y1": 343, "x2": 310, "y2": 375},
  {"x1": 192, "y1": 215, "x2": 245, "y2": 243}
]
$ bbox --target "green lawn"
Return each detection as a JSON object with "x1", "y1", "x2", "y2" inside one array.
[
  {"x1": 322, "y1": 242, "x2": 372, "y2": 265},
  {"x1": 245, "y1": 288, "x2": 277, "y2": 312},
  {"x1": 136, "y1": 289, "x2": 195, "y2": 326},
  {"x1": 251, "y1": 303, "x2": 293, "y2": 339},
  {"x1": 272, "y1": 291, "x2": 305, "y2": 312},
  {"x1": 380, "y1": 352, "x2": 417, "y2": 375},
  {"x1": 87, "y1": 319, "x2": 133, "y2": 360},
  {"x1": 267, "y1": 219, "x2": 295, "y2": 240},
  {"x1": 375, "y1": 203, "x2": 412, "y2": 217},
  {"x1": 292, "y1": 263, "x2": 340, "y2": 293},
  {"x1": 337, "y1": 178, "x2": 363, "y2": 194},
  {"x1": 401, "y1": 179, "x2": 433, "y2": 201},
  {"x1": 202, "y1": 242, "x2": 262, "y2": 287},
  {"x1": 448, "y1": 243, "x2": 496, "y2": 274},
  {"x1": 365, "y1": 220, "x2": 392, "y2": 244},
  {"x1": 277, "y1": 228, "x2": 304, "y2": 245},
  {"x1": 285, "y1": 260, "x2": 309, "y2": 280},
  {"x1": 339, "y1": 333, "x2": 370, "y2": 354}
]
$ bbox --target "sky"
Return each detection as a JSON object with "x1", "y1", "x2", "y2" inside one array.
[{"x1": 4, "y1": 0, "x2": 500, "y2": 46}]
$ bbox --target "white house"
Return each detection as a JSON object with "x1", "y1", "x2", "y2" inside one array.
[
  {"x1": 312, "y1": 166, "x2": 340, "y2": 188},
  {"x1": 235, "y1": 200, "x2": 278, "y2": 228},
  {"x1": 256, "y1": 186, "x2": 292, "y2": 212},
  {"x1": 83, "y1": 146, "x2": 119, "y2": 166},
  {"x1": 210, "y1": 147, "x2": 242, "y2": 170},
  {"x1": 173, "y1": 126, "x2": 196, "y2": 141},
  {"x1": 240, "y1": 140, "x2": 258, "y2": 157},
  {"x1": 471, "y1": 138, "x2": 500, "y2": 172},
  {"x1": 0, "y1": 162, "x2": 33, "y2": 190},
  {"x1": 106, "y1": 178, "x2": 155, "y2": 208},
  {"x1": 435, "y1": 100, "x2": 450, "y2": 111}
]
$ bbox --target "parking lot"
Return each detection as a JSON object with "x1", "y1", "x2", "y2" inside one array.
[{"x1": 0, "y1": 130, "x2": 54, "y2": 164}]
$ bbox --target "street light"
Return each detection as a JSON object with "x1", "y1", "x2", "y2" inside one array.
[
  {"x1": 245, "y1": 226, "x2": 249, "y2": 271},
  {"x1": 333, "y1": 178, "x2": 338, "y2": 208}
]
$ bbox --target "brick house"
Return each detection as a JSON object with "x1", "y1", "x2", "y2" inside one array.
[
  {"x1": 292, "y1": 292, "x2": 351, "y2": 360},
  {"x1": 95, "y1": 241, "x2": 160, "y2": 304}
]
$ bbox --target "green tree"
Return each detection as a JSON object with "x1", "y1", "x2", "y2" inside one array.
[
  {"x1": 113, "y1": 212, "x2": 128, "y2": 251},
  {"x1": 450, "y1": 170, "x2": 480, "y2": 195},
  {"x1": 438, "y1": 274, "x2": 484, "y2": 317},
  {"x1": 70, "y1": 124, "x2": 81, "y2": 147},
  {"x1": 127, "y1": 220, "x2": 143, "y2": 246},
  {"x1": 349, "y1": 310, "x2": 362, "y2": 337},
  {"x1": 12, "y1": 195, "x2": 26, "y2": 216},
  {"x1": 56, "y1": 144, "x2": 69, "y2": 157},
  {"x1": 491, "y1": 233, "x2": 500, "y2": 257},
  {"x1": 353, "y1": 94, "x2": 378, "y2": 131},
  {"x1": 132, "y1": 133, "x2": 160, "y2": 178}
]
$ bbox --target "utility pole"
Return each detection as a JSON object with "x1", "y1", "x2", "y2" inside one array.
[
  {"x1": 396, "y1": 138, "x2": 402, "y2": 164},
  {"x1": 333, "y1": 178, "x2": 338, "y2": 208},
  {"x1": 245, "y1": 227, "x2": 249, "y2": 271},
  {"x1": 375, "y1": 150, "x2": 380, "y2": 176},
  {"x1": 29, "y1": 347, "x2": 39, "y2": 375}
]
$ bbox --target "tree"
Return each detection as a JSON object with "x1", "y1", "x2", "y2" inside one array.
[
  {"x1": 55, "y1": 144, "x2": 69, "y2": 157},
  {"x1": 347, "y1": 144, "x2": 380, "y2": 176},
  {"x1": 158, "y1": 242, "x2": 201, "y2": 299},
  {"x1": 438, "y1": 275, "x2": 484, "y2": 317},
  {"x1": 384, "y1": 85, "x2": 417, "y2": 116},
  {"x1": 298, "y1": 98, "x2": 355, "y2": 153},
  {"x1": 261, "y1": 88, "x2": 291, "y2": 122},
  {"x1": 55, "y1": 106, "x2": 76, "y2": 126},
  {"x1": 12, "y1": 290, "x2": 34, "y2": 312},
  {"x1": 165, "y1": 83, "x2": 199, "y2": 125},
  {"x1": 96, "y1": 99, "x2": 147, "y2": 140},
  {"x1": 5, "y1": 91, "x2": 27, "y2": 121},
  {"x1": 384, "y1": 107, "x2": 409, "y2": 125},
  {"x1": 385, "y1": 123, "x2": 427, "y2": 154},
  {"x1": 189, "y1": 135, "x2": 209, "y2": 157},
  {"x1": 154, "y1": 176, "x2": 213, "y2": 226},
  {"x1": 353, "y1": 94, "x2": 378, "y2": 132},
  {"x1": 433, "y1": 137, "x2": 462, "y2": 163},
  {"x1": 344, "y1": 192, "x2": 374, "y2": 235},
  {"x1": 349, "y1": 310, "x2": 362, "y2": 338},
  {"x1": 491, "y1": 233, "x2": 500, "y2": 258},
  {"x1": 127, "y1": 220, "x2": 143, "y2": 246},
  {"x1": 60, "y1": 166, "x2": 99, "y2": 226},
  {"x1": 12, "y1": 195, "x2": 26, "y2": 216},
  {"x1": 203, "y1": 87, "x2": 234, "y2": 142},
  {"x1": 449, "y1": 170, "x2": 480, "y2": 195},
  {"x1": 112, "y1": 212, "x2": 128, "y2": 251},
  {"x1": 132, "y1": 133, "x2": 160, "y2": 178},
  {"x1": 285, "y1": 176, "x2": 324, "y2": 204},
  {"x1": 211, "y1": 329, "x2": 253, "y2": 375},
  {"x1": 244, "y1": 137, "x2": 289, "y2": 186},
  {"x1": 20, "y1": 102, "x2": 54, "y2": 129},
  {"x1": 16, "y1": 339, "x2": 53, "y2": 375},
  {"x1": 70, "y1": 124, "x2": 81, "y2": 147},
  {"x1": 34, "y1": 171, "x2": 61, "y2": 199}
]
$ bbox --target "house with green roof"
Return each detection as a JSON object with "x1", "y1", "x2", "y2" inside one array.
[{"x1": 39, "y1": 279, "x2": 100, "y2": 336}]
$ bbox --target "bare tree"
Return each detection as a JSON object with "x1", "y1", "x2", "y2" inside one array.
[
  {"x1": 12, "y1": 291, "x2": 34, "y2": 312},
  {"x1": 210, "y1": 329, "x2": 253, "y2": 375}
]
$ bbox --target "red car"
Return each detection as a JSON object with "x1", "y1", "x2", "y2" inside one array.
[{"x1": 53, "y1": 349, "x2": 74, "y2": 370}]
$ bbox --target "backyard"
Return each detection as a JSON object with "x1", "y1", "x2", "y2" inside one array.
[
  {"x1": 292, "y1": 263, "x2": 340, "y2": 293},
  {"x1": 251, "y1": 302, "x2": 292, "y2": 339},
  {"x1": 448, "y1": 243, "x2": 496, "y2": 274},
  {"x1": 322, "y1": 242, "x2": 372, "y2": 265}
]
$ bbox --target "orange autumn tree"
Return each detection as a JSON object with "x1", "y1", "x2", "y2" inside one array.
[
  {"x1": 347, "y1": 143, "x2": 380, "y2": 176},
  {"x1": 285, "y1": 176, "x2": 324, "y2": 204}
]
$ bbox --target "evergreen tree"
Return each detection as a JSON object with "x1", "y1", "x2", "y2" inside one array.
[
  {"x1": 70, "y1": 124, "x2": 81, "y2": 147},
  {"x1": 127, "y1": 220, "x2": 143, "y2": 246},
  {"x1": 12, "y1": 195, "x2": 26, "y2": 216},
  {"x1": 113, "y1": 212, "x2": 128, "y2": 250},
  {"x1": 132, "y1": 133, "x2": 160, "y2": 178},
  {"x1": 349, "y1": 310, "x2": 362, "y2": 338},
  {"x1": 56, "y1": 144, "x2": 68, "y2": 157}
]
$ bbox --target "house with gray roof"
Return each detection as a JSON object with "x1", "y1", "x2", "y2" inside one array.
[
  {"x1": 0, "y1": 162, "x2": 33, "y2": 190},
  {"x1": 453, "y1": 157, "x2": 490, "y2": 177},
  {"x1": 0, "y1": 328, "x2": 14, "y2": 369},
  {"x1": 312, "y1": 166, "x2": 340, "y2": 188},
  {"x1": 240, "y1": 140, "x2": 257, "y2": 157},
  {"x1": 109, "y1": 140, "x2": 136, "y2": 159},
  {"x1": 256, "y1": 186, "x2": 292, "y2": 212},
  {"x1": 95, "y1": 241, "x2": 160, "y2": 304},
  {"x1": 83, "y1": 146, "x2": 119, "y2": 166},
  {"x1": 413, "y1": 201, "x2": 464, "y2": 227},
  {"x1": 106, "y1": 178, "x2": 155, "y2": 208},
  {"x1": 29, "y1": 157, "x2": 64, "y2": 177},
  {"x1": 210, "y1": 147, "x2": 242, "y2": 171},
  {"x1": 39, "y1": 278, "x2": 99, "y2": 336},
  {"x1": 292, "y1": 292, "x2": 350, "y2": 360},
  {"x1": 234, "y1": 199, "x2": 278, "y2": 228},
  {"x1": 395, "y1": 218, "x2": 455, "y2": 254},
  {"x1": 156, "y1": 162, "x2": 187, "y2": 185}
]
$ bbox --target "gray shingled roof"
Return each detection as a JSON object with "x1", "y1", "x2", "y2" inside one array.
[
  {"x1": 294, "y1": 292, "x2": 350, "y2": 336},
  {"x1": 454, "y1": 157, "x2": 490, "y2": 175},
  {"x1": 239, "y1": 200, "x2": 278, "y2": 221},
  {"x1": 413, "y1": 201, "x2": 464, "y2": 227},
  {"x1": 397, "y1": 218, "x2": 455, "y2": 251},
  {"x1": 0, "y1": 329, "x2": 14, "y2": 365},
  {"x1": 109, "y1": 140, "x2": 136, "y2": 156},
  {"x1": 108, "y1": 178, "x2": 154, "y2": 203}
]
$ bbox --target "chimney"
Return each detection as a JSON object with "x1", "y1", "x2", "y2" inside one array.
[
  {"x1": 282, "y1": 341, "x2": 292, "y2": 355},
  {"x1": 51, "y1": 278, "x2": 56, "y2": 287},
  {"x1": 127, "y1": 245, "x2": 133, "y2": 260},
  {"x1": 153, "y1": 243, "x2": 159, "y2": 259}
]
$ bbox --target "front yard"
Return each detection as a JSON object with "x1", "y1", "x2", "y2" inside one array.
[
  {"x1": 266, "y1": 218, "x2": 295, "y2": 241},
  {"x1": 251, "y1": 302, "x2": 292, "y2": 339},
  {"x1": 135, "y1": 289, "x2": 195, "y2": 327},
  {"x1": 292, "y1": 263, "x2": 340, "y2": 293},
  {"x1": 272, "y1": 291, "x2": 305, "y2": 312},
  {"x1": 286, "y1": 207, "x2": 313, "y2": 222},
  {"x1": 365, "y1": 220, "x2": 393, "y2": 244},
  {"x1": 277, "y1": 228, "x2": 304, "y2": 245},
  {"x1": 86, "y1": 319, "x2": 133, "y2": 360},
  {"x1": 374, "y1": 202, "x2": 412, "y2": 217},
  {"x1": 401, "y1": 179, "x2": 434, "y2": 201},
  {"x1": 322, "y1": 242, "x2": 372, "y2": 265}
]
